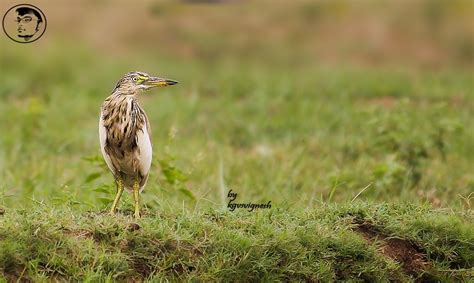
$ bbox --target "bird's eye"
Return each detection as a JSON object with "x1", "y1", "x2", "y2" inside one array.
[{"x1": 133, "y1": 77, "x2": 139, "y2": 82}]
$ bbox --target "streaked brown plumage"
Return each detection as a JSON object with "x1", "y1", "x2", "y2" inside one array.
[
  {"x1": 101, "y1": 93, "x2": 150, "y2": 190},
  {"x1": 99, "y1": 71, "x2": 178, "y2": 218}
]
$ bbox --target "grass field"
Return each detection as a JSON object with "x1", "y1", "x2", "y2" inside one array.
[
  {"x1": 1, "y1": 203, "x2": 473, "y2": 281},
  {"x1": 1, "y1": 0, "x2": 473, "y2": 281}
]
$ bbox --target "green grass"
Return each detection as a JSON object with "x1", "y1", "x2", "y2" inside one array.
[
  {"x1": 1, "y1": 47, "x2": 473, "y2": 209},
  {"x1": 0, "y1": 203, "x2": 472, "y2": 281},
  {"x1": 1, "y1": 39, "x2": 473, "y2": 280}
]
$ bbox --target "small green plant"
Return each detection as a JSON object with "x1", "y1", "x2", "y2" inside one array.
[
  {"x1": 153, "y1": 126, "x2": 196, "y2": 201},
  {"x1": 158, "y1": 154, "x2": 195, "y2": 201}
]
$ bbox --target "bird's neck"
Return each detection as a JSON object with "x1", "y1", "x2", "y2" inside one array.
[
  {"x1": 111, "y1": 90, "x2": 137, "y2": 100},
  {"x1": 102, "y1": 93, "x2": 141, "y2": 123},
  {"x1": 102, "y1": 93, "x2": 146, "y2": 140}
]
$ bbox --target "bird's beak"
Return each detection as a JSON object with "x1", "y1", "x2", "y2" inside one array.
[{"x1": 145, "y1": 77, "x2": 179, "y2": 87}]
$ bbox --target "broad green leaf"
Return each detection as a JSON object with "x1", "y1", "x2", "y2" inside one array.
[
  {"x1": 179, "y1": 187, "x2": 195, "y2": 200},
  {"x1": 85, "y1": 172, "x2": 102, "y2": 183}
]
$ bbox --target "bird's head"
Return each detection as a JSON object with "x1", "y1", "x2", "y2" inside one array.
[{"x1": 112, "y1": 71, "x2": 178, "y2": 94}]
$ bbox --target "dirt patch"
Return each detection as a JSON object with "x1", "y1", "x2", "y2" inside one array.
[
  {"x1": 127, "y1": 222, "x2": 141, "y2": 232},
  {"x1": 130, "y1": 257, "x2": 153, "y2": 278},
  {"x1": 62, "y1": 228, "x2": 93, "y2": 239},
  {"x1": 353, "y1": 222, "x2": 431, "y2": 279},
  {"x1": 2, "y1": 267, "x2": 31, "y2": 283}
]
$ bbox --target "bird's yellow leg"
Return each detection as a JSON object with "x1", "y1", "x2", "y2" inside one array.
[
  {"x1": 133, "y1": 181, "x2": 141, "y2": 219},
  {"x1": 110, "y1": 178, "x2": 124, "y2": 215}
]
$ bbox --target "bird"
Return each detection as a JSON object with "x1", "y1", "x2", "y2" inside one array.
[{"x1": 99, "y1": 71, "x2": 178, "y2": 218}]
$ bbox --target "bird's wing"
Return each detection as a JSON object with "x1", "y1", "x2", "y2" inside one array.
[
  {"x1": 136, "y1": 114, "x2": 152, "y2": 180},
  {"x1": 99, "y1": 110, "x2": 116, "y2": 175}
]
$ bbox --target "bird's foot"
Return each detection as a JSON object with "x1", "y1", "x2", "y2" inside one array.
[{"x1": 134, "y1": 210, "x2": 141, "y2": 219}]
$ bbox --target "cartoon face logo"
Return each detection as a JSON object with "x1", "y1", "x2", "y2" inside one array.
[
  {"x1": 16, "y1": 6, "x2": 43, "y2": 40},
  {"x1": 3, "y1": 4, "x2": 46, "y2": 43}
]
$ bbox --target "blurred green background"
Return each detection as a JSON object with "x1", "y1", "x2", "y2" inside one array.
[{"x1": 0, "y1": 0, "x2": 473, "y2": 211}]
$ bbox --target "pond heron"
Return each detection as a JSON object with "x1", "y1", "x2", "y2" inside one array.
[{"x1": 99, "y1": 71, "x2": 178, "y2": 218}]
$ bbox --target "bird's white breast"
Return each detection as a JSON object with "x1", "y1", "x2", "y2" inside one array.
[
  {"x1": 136, "y1": 121, "x2": 152, "y2": 177},
  {"x1": 99, "y1": 111, "x2": 115, "y2": 174},
  {"x1": 99, "y1": 99, "x2": 152, "y2": 190}
]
